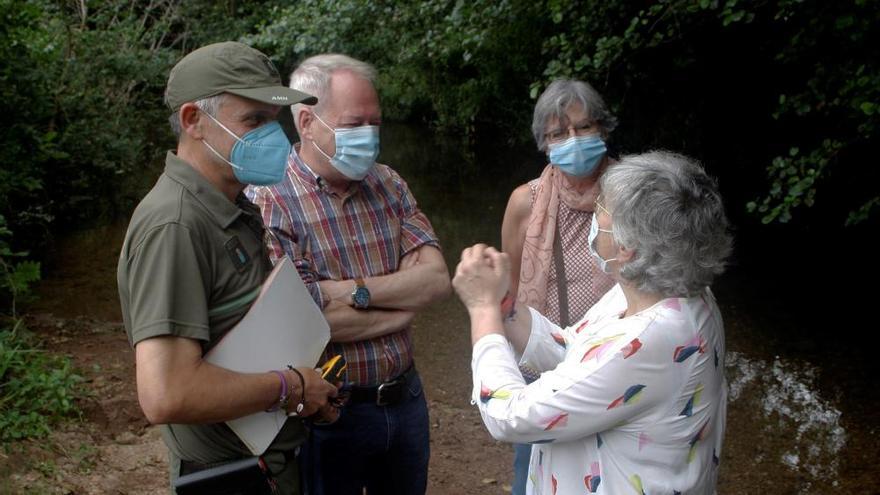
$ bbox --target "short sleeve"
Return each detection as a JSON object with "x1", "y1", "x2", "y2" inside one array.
[
  {"x1": 392, "y1": 171, "x2": 440, "y2": 256},
  {"x1": 123, "y1": 223, "x2": 210, "y2": 345}
]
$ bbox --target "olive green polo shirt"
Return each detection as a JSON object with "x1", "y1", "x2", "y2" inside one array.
[{"x1": 117, "y1": 151, "x2": 305, "y2": 493}]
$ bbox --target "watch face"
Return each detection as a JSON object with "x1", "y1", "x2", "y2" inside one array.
[{"x1": 353, "y1": 287, "x2": 370, "y2": 309}]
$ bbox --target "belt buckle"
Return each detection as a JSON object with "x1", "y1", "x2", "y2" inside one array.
[{"x1": 376, "y1": 378, "x2": 403, "y2": 407}]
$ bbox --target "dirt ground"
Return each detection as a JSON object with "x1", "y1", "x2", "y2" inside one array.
[
  {"x1": 1, "y1": 224, "x2": 878, "y2": 494},
  {"x1": 0, "y1": 305, "x2": 515, "y2": 495},
  {"x1": 3, "y1": 299, "x2": 879, "y2": 495}
]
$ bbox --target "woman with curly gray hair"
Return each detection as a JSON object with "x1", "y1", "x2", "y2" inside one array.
[{"x1": 454, "y1": 151, "x2": 732, "y2": 494}]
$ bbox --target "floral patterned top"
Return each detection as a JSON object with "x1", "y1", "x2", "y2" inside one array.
[{"x1": 471, "y1": 285, "x2": 727, "y2": 494}]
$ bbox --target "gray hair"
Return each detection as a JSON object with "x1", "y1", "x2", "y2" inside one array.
[
  {"x1": 599, "y1": 151, "x2": 733, "y2": 297},
  {"x1": 532, "y1": 79, "x2": 618, "y2": 151},
  {"x1": 167, "y1": 94, "x2": 227, "y2": 139},
  {"x1": 289, "y1": 53, "x2": 377, "y2": 121}
]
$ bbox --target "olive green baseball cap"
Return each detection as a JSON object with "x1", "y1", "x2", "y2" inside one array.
[{"x1": 165, "y1": 41, "x2": 317, "y2": 111}]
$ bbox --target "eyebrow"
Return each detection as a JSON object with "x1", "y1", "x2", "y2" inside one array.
[
  {"x1": 239, "y1": 109, "x2": 276, "y2": 122},
  {"x1": 337, "y1": 115, "x2": 382, "y2": 126}
]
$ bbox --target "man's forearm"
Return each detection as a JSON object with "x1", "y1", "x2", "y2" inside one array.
[
  {"x1": 318, "y1": 247, "x2": 451, "y2": 312},
  {"x1": 363, "y1": 261, "x2": 450, "y2": 311},
  {"x1": 323, "y1": 300, "x2": 415, "y2": 343},
  {"x1": 136, "y1": 339, "x2": 280, "y2": 424}
]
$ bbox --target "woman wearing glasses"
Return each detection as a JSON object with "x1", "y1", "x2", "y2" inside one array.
[
  {"x1": 458, "y1": 151, "x2": 732, "y2": 494},
  {"x1": 501, "y1": 79, "x2": 618, "y2": 494}
]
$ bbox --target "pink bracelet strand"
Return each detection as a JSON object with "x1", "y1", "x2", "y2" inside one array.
[{"x1": 266, "y1": 370, "x2": 289, "y2": 412}]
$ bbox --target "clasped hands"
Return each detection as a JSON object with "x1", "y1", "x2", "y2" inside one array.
[{"x1": 452, "y1": 243, "x2": 510, "y2": 320}]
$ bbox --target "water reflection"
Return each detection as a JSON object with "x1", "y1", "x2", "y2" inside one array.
[
  {"x1": 726, "y1": 351, "x2": 846, "y2": 491},
  {"x1": 378, "y1": 122, "x2": 543, "y2": 264}
]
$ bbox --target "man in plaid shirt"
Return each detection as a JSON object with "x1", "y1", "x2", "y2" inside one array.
[{"x1": 247, "y1": 54, "x2": 451, "y2": 495}]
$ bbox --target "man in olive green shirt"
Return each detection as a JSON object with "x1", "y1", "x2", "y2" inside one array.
[{"x1": 117, "y1": 41, "x2": 338, "y2": 494}]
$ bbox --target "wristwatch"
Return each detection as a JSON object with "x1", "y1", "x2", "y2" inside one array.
[{"x1": 351, "y1": 277, "x2": 370, "y2": 309}]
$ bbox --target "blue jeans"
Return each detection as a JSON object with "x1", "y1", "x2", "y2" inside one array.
[
  {"x1": 512, "y1": 443, "x2": 531, "y2": 495},
  {"x1": 300, "y1": 372, "x2": 429, "y2": 495}
]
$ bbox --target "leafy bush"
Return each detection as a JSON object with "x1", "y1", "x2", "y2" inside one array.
[
  {"x1": 0, "y1": 215, "x2": 81, "y2": 443},
  {"x1": 251, "y1": 0, "x2": 878, "y2": 225},
  {"x1": 0, "y1": 329, "x2": 83, "y2": 442},
  {"x1": 0, "y1": 0, "x2": 285, "y2": 253},
  {"x1": 247, "y1": 0, "x2": 547, "y2": 136}
]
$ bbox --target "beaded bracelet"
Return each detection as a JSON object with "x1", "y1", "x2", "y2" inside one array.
[
  {"x1": 266, "y1": 370, "x2": 289, "y2": 412},
  {"x1": 286, "y1": 366, "x2": 307, "y2": 416}
]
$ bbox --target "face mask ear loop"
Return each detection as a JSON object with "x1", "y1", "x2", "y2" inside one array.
[
  {"x1": 200, "y1": 109, "x2": 246, "y2": 171},
  {"x1": 311, "y1": 111, "x2": 334, "y2": 132},
  {"x1": 201, "y1": 110, "x2": 244, "y2": 144},
  {"x1": 202, "y1": 139, "x2": 242, "y2": 171},
  {"x1": 309, "y1": 111, "x2": 336, "y2": 161}
]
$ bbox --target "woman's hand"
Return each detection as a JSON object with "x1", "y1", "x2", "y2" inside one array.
[{"x1": 453, "y1": 244, "x2": 510, "y2": 314}]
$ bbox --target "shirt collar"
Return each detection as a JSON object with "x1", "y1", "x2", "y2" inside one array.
[{"x1": 163, "y1": 151, "x2": 246, "y2": 229}]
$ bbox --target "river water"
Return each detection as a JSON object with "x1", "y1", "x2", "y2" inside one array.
[{"x1": 34, "y1": 123, "x2": 877, "y2": 492}]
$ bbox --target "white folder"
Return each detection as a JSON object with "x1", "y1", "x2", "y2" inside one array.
[{"x1": 205, "y1": 256, "x2": 330, "y2": 455}]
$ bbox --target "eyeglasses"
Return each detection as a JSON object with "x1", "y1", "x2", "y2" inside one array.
[
  {"x1": 594, "y1": 198, "x2": 613, "y2": 233},
  {"x1": 544, "y1": 120, "x2": 598, "y2": 143},
  {"x1": 595, "y1": 198, "x2": 612, "y2": 216}
]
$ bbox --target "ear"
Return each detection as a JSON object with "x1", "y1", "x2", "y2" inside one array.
[
  {"x1": 616, "y1": 244, "x2": 636, "y2": 263},
  {"x1": 296, "y1": 106, "x2": 316, "y2": 141},
  {"x1": 179, "y1": 102, "x2": 205, "y2": 140}
]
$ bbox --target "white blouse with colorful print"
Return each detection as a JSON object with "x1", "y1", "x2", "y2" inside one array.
[{"x1": 471, "y1": 285, "x2": 726, "y2": 495}]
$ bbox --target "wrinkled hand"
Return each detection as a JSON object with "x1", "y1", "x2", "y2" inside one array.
[
  {"x1": 452, "y1": 244, "x2": 510, "y2": 313},
  {"x1": 286, "y1": 367, "x2": 338, "y2": 418}
]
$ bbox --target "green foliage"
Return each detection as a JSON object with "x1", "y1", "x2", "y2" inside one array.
[
  {"x1": 0, "y1": 328, "x2": 83, "y2": 442},
  {"x1": 2, "y1": 0, "x2": 876, "y2": 246},
  {"x1": 0, "y1": 0, "x2": 284, "y2": 253},
  {"x1": 747, "y1": 1, "x2": 879, "y2": 225},
  {"x1": 0, "y1": 216, "x2": 81, "y2": 444},
  {"x1": 535, "y1": 1, "x2": 877, "y2": 225},
  {"x1": 248, "y1": 0, "x2": 547, "y2": 135},
  {"x1": 251, "y1": 0, "x2": 878, "y2": 225},
  {"x1": 0, "y1": 216, "x2": 40, "y2": 318}
]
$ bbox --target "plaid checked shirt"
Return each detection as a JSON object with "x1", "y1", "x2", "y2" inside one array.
[{"x1": 247, "y1": 146, "x2": 440, "y2": 386}]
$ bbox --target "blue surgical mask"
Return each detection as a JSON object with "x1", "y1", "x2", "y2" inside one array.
[
  {"x1": 548, "y1": 135, "x2": 607, "y2": 177},
  {"x1": 312, "y1": 112, "x2": 380, "y2": 181},
  {"x1": 202, "y1": 112, "x2": 291, "y2": 186},
  {"x1": 588, "y1": 211, "x2": 617, "y2": 273}
]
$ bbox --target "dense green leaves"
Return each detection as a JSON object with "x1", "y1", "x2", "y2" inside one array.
[
  {"x1": 2, "y1": 0, "x2": 875, "y2": 251},
  {"x1": 0, "y1": 0, "x2": 286, "y2": 253},
  {"x1": 250, "y1": 0, "x2": 877, "y2": 226},
  {"x1": 248, "y1": 0, "x2": 547, "y2": 135},
  {"x1": 1, "y1": 214, "x2": 81, "y2": 444},
  {"x1": 0, "y1": 328, "x2": 83, "y2": 442}
]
